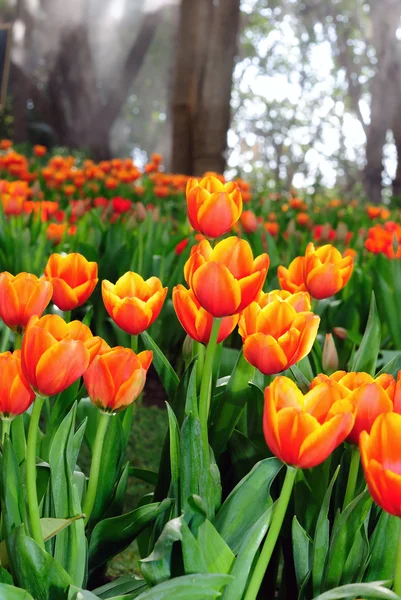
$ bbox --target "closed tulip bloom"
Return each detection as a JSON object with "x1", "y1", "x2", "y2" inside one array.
[
  {"x1": 303, "y1": 242, "x2": 354, "y2": 299},
  {"x1": 0, "y1": 350, "x2": 35, "y2": 417},
  {"x1": 264, "y1": 377, "x2": 355, "y2": 468},
  {"x1": 360, "y1": 413, "x2": 401, "y2": 516},
  {"x1": 239, "y1": 299, "x2": 319, "y2": 375},
  {"x1": 173, "y1": 285, "x2": 239, "y2": 344},
  {"x1": 44, "y1": 253, "x2": 98, "y2": 311},
  {"x1": 84, "y1": 346, "x2": 152, "y2": 413},
  {"x1": 184, "y1": 237, "x2": 269, "y2": 317},
  {"x1": 278, "y1": 256, "x2": 307, "y2": 294},
  {"x1": 21, "y1": 315, "x2": 102, "y2": 396},
  {"x1": 240, "y1": 210, "x2": 258, "y2": 233},
  {"x1": 102, "y1": 272, "x2": 167, "y2": 335},
  {"x1": 310, "y1": 371, "x2": 396, "y2": 398},
  {"x1": 0, "y1": 272, "x2": 53, "y2": 333},
  {"x1": 186, "y1": 175, "x2": 242, "y2": 238}
]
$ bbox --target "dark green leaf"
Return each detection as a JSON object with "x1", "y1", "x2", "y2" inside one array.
[
  {"x1": 134, "y1": 573, "x2": 233, "y2": 600},
  {"x1": 292, "y1": 516, "x2": 312, "y2": 588},
  {"x1": 312, "y1": 580, "x2": 400, "y2": 599},
  {"x1": 351, "y1": 293, "x2": 381, "y2": 375},
  {"x1": 141, "y1": 331, "x2": 179, "y2": 401},
  {"x1": 366, "y1": 511, "x2": 401, "y2": 582}
]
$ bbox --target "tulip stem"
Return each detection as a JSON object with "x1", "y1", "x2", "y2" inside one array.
[
  {"x1": 26, "y1": 395, "x2": 45, "y2": 548},
  {"x1": 198, "y1": 318, "x2": 221, "y2": 438},
  {"x1": 83, "y1": 412, "x2": 110, "y2": 525},
  {"x1": 14, "y1": 333, "x2": 22, "y2": 350},
  {"x1": 343, "y1": 446, "x2": 360, "y2": 510},
  {"x1": 244, "y1": 466, "x2": 297, "y2": 600},
  {"x1": 0, "y1": 326, "x2": 11, "y2": 352},
  {"x1": 394, "y1": 523, "x2": 401, "y2": 595},
  {"x1": 63, "y1": 310, "x2": 71, "y2": 323},
  {"x1": 131, "y1": 335, "x2": 138, "y2": 353},
  {"x1": 1, "y1": 418, "x2": 11, "y2": 444}
]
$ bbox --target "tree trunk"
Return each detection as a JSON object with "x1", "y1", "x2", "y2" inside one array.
[
  {"x1": 171, "y1": 0, "x2": 241, "y2": 175},
  {"x1": 363, "y1": 0, "x2": 401, "y2": 203}
]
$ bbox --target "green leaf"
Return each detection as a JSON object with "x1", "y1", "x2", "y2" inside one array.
[
  {"x1": 92, "y1": 576, "x2": 147, "y2": 599},
  {"x1": 49, "y1": 404, "x2": 86, "y2": 587},
  {"x1": 351, "y1": 293, "x2": 381, "y2": 375},
  {"x1": 141, "y1": 331, "x2": 179, "y2": 401},
  {"x1": 312, "y1": 580, "x2": 400, "y2": 599},
  {"x1": 1, "y1": 436, "x2": 26, "y2": 538},
  {"x1": 292, "y1": 516, "x2": 312, "y2": 588},
  {"x1": 166, "y1": 403, "x2": 180, "y2": 511},
  {"x1": 289, "y1": 365, "x2": 310, "y2": 393},
  {"x1": 134, "y1": 574, "x2": 233, "y2": 600},
  {"x1": 197, "y1": 519, "x2": 235, "y2": 574},
  {"x1": 68, "y1": 587, "x2": 100, "y2": 600},
  {"x1": 312, "y1": 466, "x2": 340, "y2": 595},
  {"x1": 140, "y1": 516, "x2": 183, "y2": 586},
  {"x1": 209, "y1": 351, "x2": 255, "y2": 458},
  {"x1": 0, "y1": 584, "x2": 34, "y2": 599},
  {"x1": 180, "y1": 413, "x2": 210, "y2": 517},
  {"x1": 184, "y1": 363, "x2": 198, "y2": 418},
  {"x1": 88, "y1": 499, "x2": 172, "y2": 572},
  {"x1": 366, "y1": 511, "x2": 401, "y2": 582},
  {"x1": 7, "y1": 525, "x2": 72, "y2": 600},
  {"x1": 214, "y1": 457, "x2": 282, "y2": 553},
  {"x1": 221, "y1": 505, "x2": 274, "y2": 600},
  {"x1": 323, "y1": 490, "x2": 372, "y2": 590},
  {"x1": 129, "y1": 467, "x2": 158, "y2": 486}
]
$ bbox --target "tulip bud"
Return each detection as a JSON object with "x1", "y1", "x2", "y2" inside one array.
[
  {"x1": 336, "y1": 222, "x2": 349, "y2": 243},
  {"x1": 135, "y1": 202, "x2": 147, "y2": 222},
  {"x1": 322, "y1": 333, "x2": 339, "y2": 375},
  {"x1": 333, "y1": 327, "x2": 348, "y2": 340},
  {"x1": 182, "y1": 334, "x2": 193, "y2": 364}
]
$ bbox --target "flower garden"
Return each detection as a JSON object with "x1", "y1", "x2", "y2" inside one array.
[{"x1": 1, "y1": 141, "x2": 401, "y2": 599}]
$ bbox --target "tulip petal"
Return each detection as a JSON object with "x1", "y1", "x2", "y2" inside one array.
[
  {"x1": 36, "y1": 339, "x2": 90, "y2": 396},
  {"x1": 84, "y1": 355, "x2": 115, "y2": 410},
  {"x1": 147, "y1": 287, "x2": 168, "y2": 326},
  {"x1": 210, "y1": 237, "x2": 254, "y2": 279},
  {"x1": 21, "y1": 325, "x2": 55, "y2": 389},
  {"x1": 138, "y1": 350, "x2": 153, "y2": 371},
  {"x1": 192, "y1": 262, "x2": 241, "y2": 317},
  {"x1": 173, "y1": 285, "x2": 202, "y2": 342},
  {"x1": 238, "y1": 269, "x2": 268, "y2": 312},
  {"x1": 277, "y1": 408, "x2": 319, "y2": 466},
  {"x1": 306, "y1": 263, "x2": 343, "y2": 300},
  {"x1": 243, "y1": 333, "x2": 288, "y2": 375},
  {"x1": 112, "y1": 297, "x2": 153, "y2": 335},
  {"x1": 298, "y1": 412, "x2": 354, "y2": 468},
  {"x1": 197, "y1": 192, "x2": 238, "y2": 238},
  {"x1": 114, "y1": 368, "x2": 146, "y2": 411},
  {"x1": 50, "y1": 278, "x2": 79, "y2": 311}
]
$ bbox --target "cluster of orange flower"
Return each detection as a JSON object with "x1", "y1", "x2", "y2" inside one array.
[{"x1": 365, "y1": 222, "x2": 401, "y2": 258}]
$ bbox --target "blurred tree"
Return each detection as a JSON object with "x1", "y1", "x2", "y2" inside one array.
[
  {"x1": 171, "y1": 0, "x2": 241, "y2": 175},
  {"x1": 6, "y1": 0, "x2": 170, "y2": 159}
]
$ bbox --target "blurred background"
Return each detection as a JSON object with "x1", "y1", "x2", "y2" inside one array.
[{"x1": 0, "y1": 0, "x2": 400, "y2": 203}]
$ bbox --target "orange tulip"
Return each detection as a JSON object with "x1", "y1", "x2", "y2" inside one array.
[
  {"x1": 240, "y1": 210, "x2": 258, "y2": 233},
  {"x1": 184, "y1": 236, "x2": 269, "y2": 317},
  {"x1": 33, "y1": 145, "x2": 47, "y2": 157},
  {"x1": 345, "y1": 383, "x2": 393, "y2": 445},
  {"x1": 360, "y1": 413, "x2": 401, "y2": 516},
  {"x1": 102, "y1": 272, "x2": 168, "y2": 335},
  {"x1": 303, "y1": 243, "x2": 354, "y2": 299},
  {"x1": 173, "y1": 285, "x2": 239, "y2": 344},
  {"x1": 278, "y1": 256, "x2": 307, "y2": 294},
  {"x1": 263, "y1": 376, "x2": 355, "y2": 468},
  {"x1": 44, "y1": 253, "x2": 98, "y2": 311},
  {"x1": 84, "y1": 345, "x2": 152, "y2": 413},
  {"x1": 21, "y1": 315, "x2": 102, "y2": 396},
  {"x1": 186, "y1": 175, "x2": 242, "y2": 238},
  {"x1": 0, "y1": 272, "x2": 53, "y2": 333},
  {"x1": 239, "y1": 296, "x2": 319, "y2": 375},
  {"x1": 0, "y1": 350, "x2": 35, "y2": 417}
]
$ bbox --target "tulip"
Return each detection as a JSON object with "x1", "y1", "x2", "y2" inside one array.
[
  {"x1": 303, "y1": 242, "x2": 354, "y2": 299},
  {"x1": 263, "y1": 376, "x2": 355, "y2": 468},
  {"x1": 0, "y1": 272, "x2": 53, "y2": 333},
  {"x1": 186, "y1": 175, "x2": 242, "y2": 238},
  {"x1": 0, "y1": 350, "x2": 35, "y2": 418},
  {"x1": 44, "y1": 252, "x2": 98, "y2": 311},
  {"x1": 84, "y1": 346, "x2": 152, "y2": 413},
  {"x1": 277, "y1": 256, "x2": 307, "y2": 294},
  {"x1": 322, "y1": 333, "x2": 339, "y2": 374},
  {"x1": 346, "y1": 382, "x2": 393, "y2": 445},
  {"x1": 102, "y1": 272, "x2": 168, "y2": 335},
  {"x1": 360, "y1": 412, "x2": 401, "y2": 516},
  {"x1": 240, "y1": 210, "x2": 258, "y2": 233},
  {"x1": 239, "y1": 298, "x2": 319, "y2": 375},
  {"x1": 256, "y1": 289, "x2": 311, "y2": 313},
  {"x1": 173, "y1": 285, "x2": 239, "y2": 344},
  {"x1": 184, "y1": 236, "x2": 269, "y2": 317},
  {"x1": 21, "y1": 314, "x2": 102, "y2": 397}
]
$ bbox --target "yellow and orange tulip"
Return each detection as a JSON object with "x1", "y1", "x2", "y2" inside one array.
[
  {"x1": 303, "y1": 243, "x2": 354, "y2": 299},
  {"x1": 360, "y1": 413, "x2": 401, "y2": 516},
  {"x1": 21, "y1": 315, "x2": 102, "y2": 396},
  {"x1": 263, "y1": 377, "x2": 355, "y2": 468},
  {"x1": 277, "y1": 256, "x2": 307, "y2": 294},
  {"x1": 173, "y1": 285, "x2": 239, "y2": 344},
  {"x1": 239, "y1": 295, "x2": 319, "y2": 375},
  {"x1": 84, "y1": 345, "x2": 152, "y2": 413},
  {"x1": 184, "y1": 236, "x2": 269, "y2": 317},
  {"x1": 0, "y1": 272, "x2": 53, "y2": 333},
  {"x1": 102, "y1": 272, "x2": 167, "y2": 335},
  {"x1": 44, "y1": 252, "x2": 98, "y2": 311},
  {"x1": 186, "y1": 175, "x2": 242, "y2": 238},
  {"x1": 0, "y1": 350, "x2": 35, "y2": 417}
]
